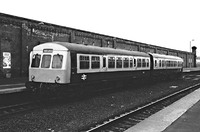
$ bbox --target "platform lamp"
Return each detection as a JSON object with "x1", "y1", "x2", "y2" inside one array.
[{"x1": 189, "y1": 39, "x2": 194, "y2": 68}]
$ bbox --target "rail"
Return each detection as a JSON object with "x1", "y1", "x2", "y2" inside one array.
[
  {"x1": 83, "y1": 83, "x2": 200, "y2": 132},
  {"x1": 0, "y1": 102, "x2": 40, "y2": 119}
]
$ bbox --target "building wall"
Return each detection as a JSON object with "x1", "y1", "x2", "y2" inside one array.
[
  {"x1": 197, "y1": 57, "x2": 200, "y2": 67},
  {"x1": 0, "y1": 13, "x2": 196, "y2": 78},
  {"x1": 0, "y1": 20, "x2": 21, "y2": 78}
]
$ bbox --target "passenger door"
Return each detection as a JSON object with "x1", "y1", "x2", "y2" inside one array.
[{"x1": 101, "y1": 56, "x2": 107, "y2": 72}]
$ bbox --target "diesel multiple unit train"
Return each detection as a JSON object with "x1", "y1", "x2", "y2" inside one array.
[{"x1": 25, "y1": 42, "x2": 183, "y2": 96}]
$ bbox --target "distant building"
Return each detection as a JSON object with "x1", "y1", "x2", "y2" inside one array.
[{"x1": 197, "y1": 57, "x2": 200, "y2": 67}]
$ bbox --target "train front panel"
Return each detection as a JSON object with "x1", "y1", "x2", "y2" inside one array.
[{"x1": 28, "y1": 43, "x2": 71, "y2": 84}]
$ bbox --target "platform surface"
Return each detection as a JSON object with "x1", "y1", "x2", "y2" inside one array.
[
  {"x1": 183, "y1": 67, "x2": 200, "y2": 72},
  {"x1": 0, "y1": 77, "x2": 27, "y2": 94},
  {"x1": 125, "y1": 87, "x2": 200, "y2": 132},
  {"x1": 163, "y1": 99, "x2": 200, "y2": 132}
]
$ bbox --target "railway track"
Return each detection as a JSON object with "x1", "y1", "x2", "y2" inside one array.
[
  {"x1": 83, "y1": 83, "x2": 200, "y2": 132},
  {"x1": 0, "y1": 96, "x2": 68, "y2": 119},
  {"x1": 0, "y1": 101, "x2": 40, "y2": 118}
]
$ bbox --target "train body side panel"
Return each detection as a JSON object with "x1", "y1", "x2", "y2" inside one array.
[{"x1": 70, "y1": 70, "x2": 151, "y2": 84}]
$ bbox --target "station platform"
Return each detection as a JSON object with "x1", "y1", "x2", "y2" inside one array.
[
  {"x1": 163, "y1": 99, "x2": 200, "y2": 132},
  {"x1": 183, "y1": 67, "x2": 200, "y2": 72},
  {"x1": 125, "y1": 86, "x2": 200, "y2": 132},
  {"x1": 0, "y1": 77, "x2": 27, "y2": 94}
]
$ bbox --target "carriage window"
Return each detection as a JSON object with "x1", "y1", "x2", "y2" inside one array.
[
  {"x1": 174, "y1": 61, "x2": 177, "y2": 67},
  {"x1": 166, "y1": 61, "x2": 170, "y2": 67},
  {"x1": 159, "y1": 60, "x2": 162, "y2": 67},
  {"x1": 146, "y1": 59, "x2": 149, "y2": 67},
  {"x1": 155, "y1": 60, "x2": 157, "y2": 67},
  {"x1": 169, "y1": 61, "x2": 171, "y2": 67},
  {"x1": 168, "y1": 61, "x2": 171, "y2": 67},
  {"x1": 178, "y1": 61, "x2": 182, "y2": 67},
  {"x1": 137, "y1": 58, "x2": 141, "y2": 68},
  {"x1": 130, "y1": 58, "x2": 133, "y2": 68},
  {"x1": 171, "y1": 61, "x2": 173, "y2": 67},
  {"x1": 52, "y1": 54, "x2": 63, "y2": 68},
  {"x1": 142, "y1": 59, "x2": 146, "y2": 67},
  {"x1": 91, "y1": 56, "x2": 100, "y2": 69},
  {"x1": 162, "y1": 60, "x2": 165, "y2": 67},
  {"x1": 134, "y1": 58, "x2": 136, "y2": 67},
  {"x1": 108, "y1": 57, "x2": 115, "y2": 68},
  {"x1": 103, "y1": 57, "x2": 106, "y2": 67},
  {"x1": 41, "y1": 55, "x2": 51, "y2": 68},
  {"x1": 123, "y1": 57, "x2": 129, "y2": 68},
  {"x1": 80, "y1": 55, "x2": 90, "y2": 69},
  {"x1": 31, "y1": 54, "x2": 41, "y2": 68},
  {"x1": 116, "y1": 57, "x2": 122, "y2": 68}
]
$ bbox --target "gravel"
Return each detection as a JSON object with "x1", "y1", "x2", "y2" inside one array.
[{"x1": 1, "y1": 72, "x2": 200, "y2": 132}]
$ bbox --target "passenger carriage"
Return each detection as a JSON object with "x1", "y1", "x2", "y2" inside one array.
[
  {"x1": 26, "y1": 42, "x2": 151, "y2": 95},
  {"x1": 26, "y1": 42, "x2": 183, "y2": 96},
  {"x1": 148, "y1": 53, "x2": 183, "y2": 79}
]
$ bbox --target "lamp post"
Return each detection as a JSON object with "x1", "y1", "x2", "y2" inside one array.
[{"x1": 189, "y1": 39, "x2": 194, "y2": 68}]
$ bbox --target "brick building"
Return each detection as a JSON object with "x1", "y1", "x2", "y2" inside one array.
[{"x1": 0, "y1": 13, "x2": 197, "y2": 78}]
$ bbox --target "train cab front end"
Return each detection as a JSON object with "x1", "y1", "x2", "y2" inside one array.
[{"x1": 26, "y1": 43, "x2": 71, "y2": 96}]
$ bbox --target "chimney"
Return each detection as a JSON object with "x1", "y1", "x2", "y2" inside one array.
[{"x1": 192, "y1": 46, "x2": 197, "y2": 67}]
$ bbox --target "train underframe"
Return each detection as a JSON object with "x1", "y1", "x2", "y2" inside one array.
[{"x1": 25, "y1": 69, "x2": 182, "y2": 98}]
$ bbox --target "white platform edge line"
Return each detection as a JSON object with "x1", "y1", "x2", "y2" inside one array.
[
  {"x1": 0, "y1": 86, "x2": 26, "y2": 94},
  {"x1": 0, "y1": 83, "x2": 25, "y2": 87},
  {"x1": 125, "y1": 88, "x2": 200, "y2": 132}
]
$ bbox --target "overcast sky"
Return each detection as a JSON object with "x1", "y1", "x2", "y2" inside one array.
[{"x1": 0, "y1": 0, "x2": 200, "y2": 56}]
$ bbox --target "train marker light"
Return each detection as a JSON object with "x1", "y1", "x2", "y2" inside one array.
[
  {"x1": 31, "y1": 75, "x2": 35, "y2": 81},
  {"x1": 55, "y1": 76, "x2": 61, "y2": 83}
]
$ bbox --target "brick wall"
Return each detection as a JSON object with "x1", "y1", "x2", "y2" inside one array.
[{"x1": 0, "y1": 13, "x2": 195, "y2": 78}]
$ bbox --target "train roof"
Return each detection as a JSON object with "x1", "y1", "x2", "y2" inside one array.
[
  {"x1": 148, "y1": 53, "x2": 183, "y2": 61},
  {"x1": 33, "y1": 42, "x2": 150, "y2": 57}
]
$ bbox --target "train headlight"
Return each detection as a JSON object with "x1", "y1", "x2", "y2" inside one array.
[
  {"x1": 31, "y1": 75, "x2": 35, "y2": 81},
  {"x1": 55, "y1": 76, "x2": 60, "y2": 83}
]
